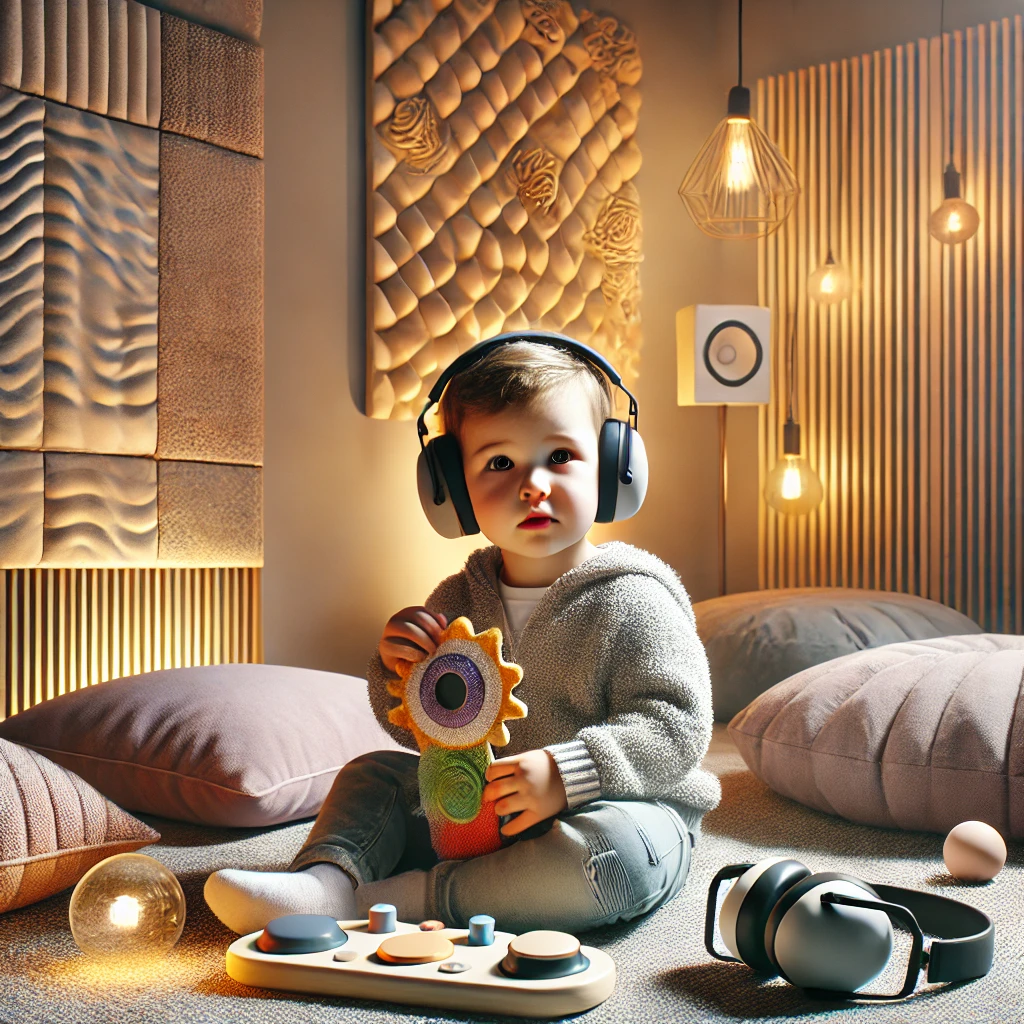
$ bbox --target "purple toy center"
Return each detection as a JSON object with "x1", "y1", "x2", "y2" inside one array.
[{"x1": 420, "y1": 653, "x2": 485, "y2": 728}]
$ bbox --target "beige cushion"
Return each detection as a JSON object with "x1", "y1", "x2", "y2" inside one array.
[
  {"x1": 0, "y1": 738, "x2": 159, "y2": 914},
  {"x1": 694, "y1": 588, "x2": 981, "y2": 721},
  {"x1": 729, "y1": 634, "x2": 1024, "y2": 838},
  {"x1": 0, "y1": 664, "x2": 405, "y2": 828}
]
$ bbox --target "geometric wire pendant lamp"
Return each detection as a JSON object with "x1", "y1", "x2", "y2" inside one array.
[{"x1": 678, "y1": 0, "x2": 800, "y2": 240}]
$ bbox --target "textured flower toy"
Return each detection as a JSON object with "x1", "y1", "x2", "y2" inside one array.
[{"x1": 388, "y1": 617, "x2": 526, "y2": 860}]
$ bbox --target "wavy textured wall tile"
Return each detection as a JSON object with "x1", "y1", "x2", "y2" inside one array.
[
  {"x1": 137, "y1": 0, "x2": 261, "y2": 44},
  {"x1": 157, "y1": 460, "x2": 262, "y2": 566},
  {"x1": 367, "y1": 1, "x2": 643, "y2": 419},
  {"x1": 0, "y1": 451, "x2": 42, "y2": 567},
  {"x1": 42, "y1": 103, "x2": 158, "y2": 456},
  {"x1": 158, "y1": 133, "x2": 263, "y2": 465},
  {"x1": 160, "y1": 12, "x2": 263, "y2": 157},
  {"x1": 0, "y1": 0, "x2": 161, "y2": 127},
  {"x1": 0, "y1": 87, "x2": 44, "y2": 449},
  {"x1": 41, "y1": 452, "x2": 156, "y2": 565}
]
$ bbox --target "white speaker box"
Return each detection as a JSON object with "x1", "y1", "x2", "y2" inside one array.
[{"x1": 676, "y1": 304, "x2": 771, "y2": 405}]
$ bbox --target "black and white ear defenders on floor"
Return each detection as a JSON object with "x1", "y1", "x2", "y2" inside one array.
[
  {"x1": 705, "y1": 858, "x2": 995, "y2": 1000},
  {"x1": 415, "y1": 330, "x2": 649, "y2": 539}
]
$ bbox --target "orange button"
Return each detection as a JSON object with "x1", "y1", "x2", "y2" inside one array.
[{"x1": 377, "y1": 932, "x2": 455, "y2": 965}]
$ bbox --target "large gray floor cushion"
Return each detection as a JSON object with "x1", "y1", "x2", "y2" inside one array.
[
  {"x1": 694, "y1": 587, "x2": 981, "y2": 721},
  {"x1": 729, "y1": 634, "x2": 1024, "y2": 838}
]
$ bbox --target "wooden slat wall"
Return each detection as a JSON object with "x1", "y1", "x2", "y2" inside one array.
[
  {"x1": 0, "y1": 567, "x2": 263, "y2": 719},
  {"x1": 758, "y1": 15, "x2": 1022, "y2": 633}
]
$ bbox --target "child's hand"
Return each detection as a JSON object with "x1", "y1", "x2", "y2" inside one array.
[
  {"x1": 378, "y1": 607, "x2": 448, "y2": 673},
  {"x1": 483, "y1": 749, "x2": 568, "y2": 837}
]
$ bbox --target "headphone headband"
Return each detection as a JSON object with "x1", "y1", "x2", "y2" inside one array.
[{"x1": 416, "y1": 330, "x2": 637, "y2": 445}]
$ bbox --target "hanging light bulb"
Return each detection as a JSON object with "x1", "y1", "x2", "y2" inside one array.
[
  {"x1": 929, "y1": 3, "x2": 979, "y2": 245},
  {"x1": 929, "y1": 163, "x2": 980, "y2": 244},
  {"x1": 808, "y1": 249, "x2": 851, "y2": 304},
  {"x1": 765, "y1": 420, "x2": 824, "y2": 516},
  {"x1": 678, "y1": 1, "x2": 799, "y2": 240}
]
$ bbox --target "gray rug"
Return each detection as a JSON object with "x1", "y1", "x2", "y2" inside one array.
[{"x1": 2, "y1": 729, "x2": 1021, "y2": 1024}]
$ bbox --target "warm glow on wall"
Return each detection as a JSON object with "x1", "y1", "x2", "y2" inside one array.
[{"x1": 0, "y1": 567, "x2": 262, "y2": 718}]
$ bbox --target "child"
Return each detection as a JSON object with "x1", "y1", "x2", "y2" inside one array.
[{"x1": 205, "y1": 335, "x2": 720, "y2": 936}]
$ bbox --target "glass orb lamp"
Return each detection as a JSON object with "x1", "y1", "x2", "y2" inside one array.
[
  {"x1": 928, "y1": 164, "x2": 979, "y2": 244},
  {"x1": 69, "y1": 853, "x2": 186, "y2": 960},
  {"x1": 679, "y1": 86, "x2": 800, "y2": 240},
  {"x1": 808, "y1": 250, "x2": 851, "y2": 304},
  {"x1": 764, "y1": 419, "x2": 824, "y2": 516}
]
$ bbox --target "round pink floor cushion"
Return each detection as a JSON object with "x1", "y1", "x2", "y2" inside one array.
[{"x1": 728, "y1": 634, "x2": 1024, "y2": 839}]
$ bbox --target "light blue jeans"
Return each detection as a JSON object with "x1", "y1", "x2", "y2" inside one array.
[{"x1": 290, "y1": 750, "x2": 695, "y2": 934}]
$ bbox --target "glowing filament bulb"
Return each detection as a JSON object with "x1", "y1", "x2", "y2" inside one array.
[
  {"x1": 109, "y1": 894, "x2": 141, "y2": 929},
  {"x1": 781, "y1": 462, "x2": 803, "y2": 500},
  {"x1": 947, "y1": 210, "x2": 962, "y2": 233},
  {"x1": 725, "y1": 119, "x2": 754, "y2": 192}
]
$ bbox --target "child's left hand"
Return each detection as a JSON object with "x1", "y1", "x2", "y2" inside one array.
[{"x1": 483, "y1": 749, "x2": 568, "y2": 837}]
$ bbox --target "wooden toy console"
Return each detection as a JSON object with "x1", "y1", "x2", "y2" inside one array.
[{"x1": 226, "y1": 915, "x2": 616, "y2": 1018}]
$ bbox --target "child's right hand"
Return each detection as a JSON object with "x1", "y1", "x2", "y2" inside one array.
[{"x1": 378, "y1": 607, "x2": 448, "y2": 673}]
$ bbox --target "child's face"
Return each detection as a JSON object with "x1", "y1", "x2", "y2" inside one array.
[{"x1": 459, "y1": 383, "x2": 601, "y2": 561}]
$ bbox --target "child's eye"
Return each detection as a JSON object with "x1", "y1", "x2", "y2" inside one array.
[
  {"x1": 550, "y1": 449, "x2": 572, "y2": 465},
  {"x1": 487, "y1": 455, "x2": 514, "y2": 471}
]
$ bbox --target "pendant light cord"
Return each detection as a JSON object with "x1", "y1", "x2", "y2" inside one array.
[
  {"x1": 737, "y1": 0, "x2": 743, "y2": 86},
  {"x1": 940, "y1": 0, "x2": 953, "y2": 164},
  {"x1": 786, "y1": 315, "x2": 797, "y2": 422}
]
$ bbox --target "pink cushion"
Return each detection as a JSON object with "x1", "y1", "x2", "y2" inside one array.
[
  {"x1": 0, "y1": 738, "x2": 159, "y2": 913},
  {"x1": 0, "y1": 664, "x2": 405, "y2": 827},
  {"x1": 729, "y1": 634, "x2": 1024, "y2": 838}
]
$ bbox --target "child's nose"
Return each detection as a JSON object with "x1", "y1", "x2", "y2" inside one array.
[{"x1": 519, "y1": 467, "x2": 551, "y2": 501}]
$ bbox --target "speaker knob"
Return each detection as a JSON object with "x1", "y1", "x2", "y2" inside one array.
[{"x1": 499, "y1": 930, "x2": 589, "y2": 979}]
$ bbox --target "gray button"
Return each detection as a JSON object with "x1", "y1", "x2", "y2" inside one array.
[
  {"x1": 333, "y1": 950, "x2": 359, "y2": 962},
  {"x1": 438, "y1": 961, "x2": 471, "y2": 974}
]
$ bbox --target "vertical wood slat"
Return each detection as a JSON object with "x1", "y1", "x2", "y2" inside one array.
[
  {"x1": 758, "y1": 14, "x2": 1022, "y2": 634},
  {"x1": 0, "y1": 569, "x2": 263, "y2": 720}
]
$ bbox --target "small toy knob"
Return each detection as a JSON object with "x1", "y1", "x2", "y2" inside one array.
[
  {"x1": 468, "y1": 914, "x2": 495, "y2": 946},
  {"x1": 368, "y1": 903, "x2": 397, "y2": 934}
]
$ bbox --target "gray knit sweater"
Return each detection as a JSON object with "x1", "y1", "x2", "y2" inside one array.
[{"x1": 366, "y1": 541, "x2": 721, "y2": 830}]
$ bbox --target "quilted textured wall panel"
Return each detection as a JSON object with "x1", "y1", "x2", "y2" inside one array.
[
  {"x1": 157, "y1": 460, "x2": 263, "y2": 566},
  {"x1": 0, "y1": 0, "x2": 161, "y2": 127},
  {"x1": 41, "y1": 452, "x2": 157, "y2": 566},
  {"x1": 157, "y1": 133, "x2": 263, "y2": 465},
  {"x1": 136, "y1": 0, "x2": 261, "y2": 43},
  {"x1": 367, "y1": 0, "x2": 643, "y2": 419},
  {"x1": 160, "y1": 12, "x2": 263, "y2": 157},
  {"x1": 0, "y1": 86, "x2": 44, "y2": 449},
  {"x1": 0, "y1": 451, "x2": 42, "y2": 568},
  {"x1": 42, "y1": 103, "x2": 159, "y2": 456}
]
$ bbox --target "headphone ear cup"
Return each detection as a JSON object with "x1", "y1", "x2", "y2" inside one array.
[
  {"x1": 717, "y1": 858, "x2": 811, "y2": 973},
  {"x1": 765, "y1": 872, "x2": 894, "y2": 993},
  {"x1": 416, "y1": 435, "x2": 479, "y2": 538},
  {"x1": 595, "y1": 421, "x2": 649, "y2": 523}
]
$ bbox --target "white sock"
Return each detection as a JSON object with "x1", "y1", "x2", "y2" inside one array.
[
  {"x1": 354, "y1": 869, "x2": 430, "y2": 925},
  {"x1": 204, "y1": 862, "x2": 357, "y2": 935}
]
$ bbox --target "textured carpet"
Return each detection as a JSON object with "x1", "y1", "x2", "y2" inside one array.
[{"x1": 2, "y1": 728, "x2": 1021, "y2": 1024}]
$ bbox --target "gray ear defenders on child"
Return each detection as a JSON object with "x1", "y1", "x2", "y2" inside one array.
[
  {"x1": 705, "y1": 858, "x2": 994, "y2": 1000},
  {"x1": 415, "y1": 330, "x2": 648, "y2": 539}
]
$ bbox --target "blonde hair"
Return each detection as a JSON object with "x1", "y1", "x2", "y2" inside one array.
[{"x1": 439, "y1": 340, "x2": 613, "y2": 438}]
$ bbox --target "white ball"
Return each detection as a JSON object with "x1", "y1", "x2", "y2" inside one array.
[{"x1": 943, "y1": 820, "x2": 1006, "y2": 882}]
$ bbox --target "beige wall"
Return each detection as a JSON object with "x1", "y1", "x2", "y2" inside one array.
[{"x1": 262, "y1": 0, "x2": 1023, "y2": 677}]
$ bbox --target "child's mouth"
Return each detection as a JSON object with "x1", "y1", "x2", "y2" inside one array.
[{"x1": 518, "y1": 515, "x2": 555, "y2": 530}]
